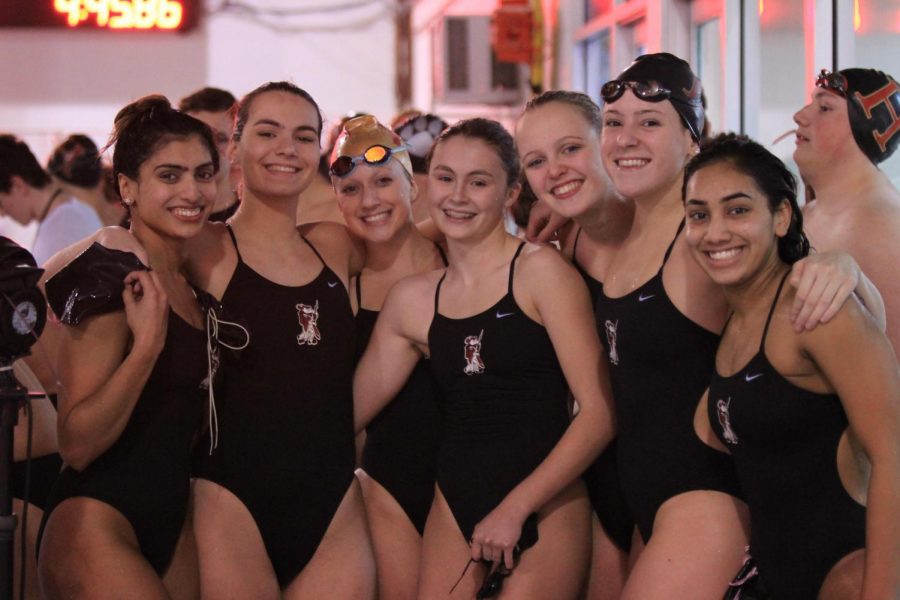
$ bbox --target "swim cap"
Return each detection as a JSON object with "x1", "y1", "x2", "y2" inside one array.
[
  {"x1": 614, "y1": 53, "x2": 705, "y2": 142},
  {"x1": 394, "y1": 113, "x2": 448, "y2": 174},
  {"x1": 331, "y1": 115, "x2": 413, "y2": 178},
  {"x1": 839, "y1": 68, "x2": 900, "y2": 164}
]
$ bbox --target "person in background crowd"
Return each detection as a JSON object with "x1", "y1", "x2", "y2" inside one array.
[
  {"x1": 179, "y1": 86, "x2": 241, "y2": 222},
  {"x1": 0, "y1": 134, "x2": 102, "y2": 266},
  {"x1": 47, "y1": 134, "x2": 125, "y2": 227},
  {"x1": 393, "y1": 112, "x2": 449, "y2": 224}
]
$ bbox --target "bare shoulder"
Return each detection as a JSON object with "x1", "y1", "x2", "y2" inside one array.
[
  {"x1": 386, "y1": 268, "x2": 445, "y2": 306},
  {"x1": 381, "y1": 269, "x2": 443, "y2": 338},
  {"x1": 301, "y1": 220, "x2": 363, "y2": 272}
]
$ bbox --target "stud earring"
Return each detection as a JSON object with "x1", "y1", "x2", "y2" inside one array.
[{"x1": 123, "y1": 197, "x2": 134, "y2": 206}]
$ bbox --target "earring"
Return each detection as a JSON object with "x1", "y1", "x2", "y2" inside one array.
[{"x1": 123, "y1": 197, "x2": 134, "y2": 206}]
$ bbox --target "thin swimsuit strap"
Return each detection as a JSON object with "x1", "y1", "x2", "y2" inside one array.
[
  {"x1": 759, "y1": 271, "x2": 792, "y2": 353},
  {"x1": 572, "y1": 226, "x2": 584, "y2": 259},
  {"x1": 433, "y1": 241, "x2": 526, "y2": 316},
  {"x1": 507, "y1": 241, "x2": 527, "y2": 295},
  {"x1": 661, "y1": 218, "x2": 686, "y2": 266},
  {"x1": 226, "y1": 223, "x2": 326, "y2": 269}
]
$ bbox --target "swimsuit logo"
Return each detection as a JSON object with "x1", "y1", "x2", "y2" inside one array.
[
  {"x1": 744, "y1": 372, "x2": 763, "y2": 382},
  {"x1": 605, "y1": 319, "x2": 619, "y2": 365},
  {"x1": 463, "y1": 329, "x2": 486, "y2": 375},
  {"x1": 496, "y1": 310, "x2": 515, "y2": 319},
  {"x1": 295, "y1": 300, "x2": 321, "y2": 346},
  {"x1": 638, "y1": 293, "x2": 655, "y2": 302},
  {"x1": 327, "y1": 281, "x2": 340, "y2": 288},
  {"x1": 716, "y1": 397, "x2": 739, "y2": 445},
  {"x1": 854, "y1": 79, "x2": 900, "y2": 153}
]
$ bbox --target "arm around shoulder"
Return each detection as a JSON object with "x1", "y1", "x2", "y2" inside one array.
[{"x1": 353, "y1": 273, "x2": 433, "y2": 433}]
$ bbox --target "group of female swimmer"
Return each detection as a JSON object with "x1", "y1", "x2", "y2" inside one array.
[{"x1": 24, "y1": 51, "x2": 900, "y2": 600}]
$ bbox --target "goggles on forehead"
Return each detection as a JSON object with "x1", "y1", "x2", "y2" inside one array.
[
  {"x1": 601, "y1": 79, "x2": 672, "y2": 104},
  {"x1": 330, "y1": 144, "x2": 408, "y2": 178},
  {"x1": 815, "y1": 69, "x2": 849, "y2": 98}
]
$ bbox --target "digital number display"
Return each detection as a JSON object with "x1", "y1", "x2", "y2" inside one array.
[{"x1": 0, "y1": 0, "x2": 198, "y2": 30}]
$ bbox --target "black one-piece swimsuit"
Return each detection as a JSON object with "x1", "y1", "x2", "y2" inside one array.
[
  {"x1": 428, "y1": 243, "x2": 570, "y2": 545},
  {"x1": 708, "y1": 273, "x2": 865, "y2": 599},
  {"x1": 193, "y1": 228, "x2": 357, "y2": 586}
]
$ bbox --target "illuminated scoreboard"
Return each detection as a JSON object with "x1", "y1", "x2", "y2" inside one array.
[{"x1": 0, "y1": 0, "x2": 200, "y2": 31}]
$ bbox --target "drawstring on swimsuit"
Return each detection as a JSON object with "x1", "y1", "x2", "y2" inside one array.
[{"x1": 203, "y1": 307, "x2": 250, "y2": 454}]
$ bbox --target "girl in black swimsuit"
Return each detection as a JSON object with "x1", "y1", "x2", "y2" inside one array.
[
  {"x1": 355, "y1": 118, "x2": 615, "y2": 599},
  {"x1": 333, "y1": 115, "x2": 447, "y2": 599},
  {"x1": 685, "y1": 133, "x2": 900, "y2": 600},
  {"x1": 37, "y1": 95, "x2": 218, "y2": 600}
]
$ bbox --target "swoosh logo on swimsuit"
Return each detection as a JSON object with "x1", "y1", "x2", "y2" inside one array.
[
  {"x1": 496, "y1": 311, "x2": 515, "y2": 319},
  {"x1": 327, "y1": 281, "x2": 339, "y2": 288},
  {"x1": 638, "y1": 293, "x2": 655, "y2": 302},
  {"x1": 745, "y1": 373, "x2": 763, "y2": 382}
]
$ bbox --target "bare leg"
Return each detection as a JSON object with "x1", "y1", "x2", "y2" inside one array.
[
  {"x1": 38, "y1": 498, "x2": 170, "y2": 600},
  {"x1": 162, "y1": 511, "x2": 200, "y2": 600},
  {"x1": 192, "y1": 479, "x2": 280, "y2": 600},
  {"x1": 419, "y1": 483, "x2": 592, "y2": 600},
  {"x1": 357, "y1": 469, "x2": 421, "y2": 600},
  {"x1": 283, "y1": 478, "x2": 376, "y2": 600},
  {"x1": 819, "y1": 549, "x2": 865, "y2": 600},
  {"x1": 582, "y1": 514, "x2": 628, "y2": 600},
  {"x1": 621, "y1": 491, "x2": 749, "y2": 600}
]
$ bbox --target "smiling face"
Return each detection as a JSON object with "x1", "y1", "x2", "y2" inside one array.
[
  {"x1": 684, "y1": 161, "x2": 790, "y2": 287},
  {"x1": 601, "y1": 90, "x2": 697, "y2": 202},
  {"x1": 792, "y1": 89, "x2": 857, "y2": 178},
  {"x1": 333, "y1": 158, "x2": 416, "y2": 243},
  {"x1": 516, "y1": 101, "x2": 610, "y2": 219},
  {"x1": 120, "y1": 135, "x2": 216, "y2": 241},
  {"x1": 428, "y1": 135, "x2": 519, "y2": 242},
  {"x1": 233, "y1": 91, "x2": 321, "y2": 201}
]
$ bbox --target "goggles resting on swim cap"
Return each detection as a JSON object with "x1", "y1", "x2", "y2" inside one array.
[
  {"x1": 330, "y1": 143, "x2": 410, "y2": 178},
  {"x1": 815, "y1": 69, "x2": 849, "y2": 97},
  {"x1": 607, "y1": 53, "x2": 705, "y2": 142},
  {"x1": 601, "y1": 80, "x2": 672, "y2": 104}
]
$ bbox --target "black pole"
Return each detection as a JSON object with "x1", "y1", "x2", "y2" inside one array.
[{"x1": 0, "y1": 365, "x2": 27, "y2": 600}]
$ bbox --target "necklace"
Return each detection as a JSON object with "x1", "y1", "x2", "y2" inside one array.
[{"x1": 38, "y1": 188, "x2": 63, "y2": 222}]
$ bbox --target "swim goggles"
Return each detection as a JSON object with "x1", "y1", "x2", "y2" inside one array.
[
  {"x1": 330, "y1": 143, "x2": 408, "y2": 178},
  {"x1": 601, "y1": 79, "x2": 672, "y2": 103},
  {"x1": 815, "y1": 69, "x2": 849, "y2": 98}
]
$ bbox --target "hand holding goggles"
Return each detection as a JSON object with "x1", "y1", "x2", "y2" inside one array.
[
  {"x1": 330, "y1": 143, "x2": 408, "y2": 178},
  {"x1": 601, "y1": 79, "x2": 672, "y2": 103},
  {"x1": 815, "y1": 69, "x2": 849, "y2": 98}
]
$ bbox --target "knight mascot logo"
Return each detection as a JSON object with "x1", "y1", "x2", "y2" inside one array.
[
  {"x1": 605, "y1": 319, "x2": 620, "y2": 365},
  {"x1": 295, "y1": 301, "x2": 321, "y2": 346},
  {"x1": 463, "y1": 329, "x2": 485, "y2": 375},
  {"x1": 716, "y1": 397, "x2": 739, "y2": 445}
]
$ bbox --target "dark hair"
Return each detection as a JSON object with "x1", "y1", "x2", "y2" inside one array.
[
  {"x1": 683, "y1": 132, "x2": 810, "y2": 264},
  {"x1": 107, "y1": 95, "x2": 219, "y2": 199},
  {"x1": 0, "y1": 134, "x2": 51, "y2": 193},
  {"x1": 511, "y1": 175, "x2": 538, "y2": 229},
  {"x1": 425, "y1": 118, "x2": 520, "y2": 187},
  {"x1": 233, "y1": 82, "x2": 323, "y2": 142},
  {"x1": 523, "y1": 90, "x2": 603, "y2": 132},
  {"x1": 47, "y1": 134, "x2": 102, "y2": 188},
  {"x1": 178, "y1": 86, "x2": 237, "y2": 117}
]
